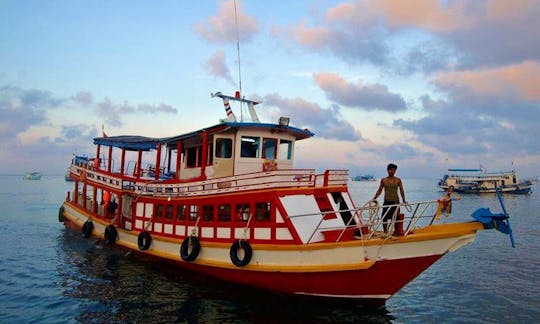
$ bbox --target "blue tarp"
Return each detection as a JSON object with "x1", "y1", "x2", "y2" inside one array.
[{"x1": 93, "y1": 136, "x2": 159, "y2": 151}]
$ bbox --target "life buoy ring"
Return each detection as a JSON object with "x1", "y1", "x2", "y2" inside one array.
[
  {"x1": 81, "y1": 220, "x2": 94, "y2": 238},
  {"x1": 230, "y1": 240, "x2": 252, "y2": 267},
  {"x1": 137, "y1": 231, "x2": 152, "y2": 250},
  {"x1": 104, "y1": 224, "x2": 118, "y2": 244},
  {"x1": 58, "y1": 206, "x2": 65, "y2": 223},
  {"x1": 262, "y1": 159, "x2": 278, "y2": 172},
  {"x1": 180, "y1": 236, "x2": 201, "y2": 262}
]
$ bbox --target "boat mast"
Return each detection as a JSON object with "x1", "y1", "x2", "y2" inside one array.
[{"x1": 233, "y1": 0, "x2": 243, "y2": 121}]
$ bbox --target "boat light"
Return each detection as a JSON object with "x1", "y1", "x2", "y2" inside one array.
[{"x1": 278, "y1": 117, "x2": 290, "y2": 126}]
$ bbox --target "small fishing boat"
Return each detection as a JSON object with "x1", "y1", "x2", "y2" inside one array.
[
  {"x1": 352, "y1": 175, "x2": 377, "y2": 182},
  {"x1": 24, "y1": 172, "x2": 42, "y2": 180},
  {"x1": 439, "y1": 168, "x2": 533, "y2": 194},
  {"x1": 59, "y1": 92, "x2": 513, "y2": 304}
]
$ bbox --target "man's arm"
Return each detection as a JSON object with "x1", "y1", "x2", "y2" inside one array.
[
  {"x1": 398, "y1": 179, "x2": 407, "y2": 204},
  {"x1": 373, "y1": 179, "x2": 384, "y2": 200}
]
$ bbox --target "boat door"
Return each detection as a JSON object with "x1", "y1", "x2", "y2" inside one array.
[{"x1": 213, "y1": 136, "x2": 234, "y2": 178}]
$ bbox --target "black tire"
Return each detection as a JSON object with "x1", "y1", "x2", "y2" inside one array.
[
  {"x1": 81, "y1": 220, "x2": 94, "y2": 238},
  {"x1": 180, "y1": 236, "x2": 201, "y2": 262},
  {"x1": 138, "y1": 231, "x2": 152, "y2": 250},
  {"x1": 104, "y1": 224, "x2": 118, "y2": 244},
  {"x1": 58, "y1": 206, "x2": 65, "y2": 223},
  {"x1": 230, "y1": 240, "x2": 252, "y2": 267}
]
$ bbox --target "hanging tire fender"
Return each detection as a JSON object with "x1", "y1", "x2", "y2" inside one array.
[
  {"x1": 104, "y1": 224, "x2": 118, "y2": 244},
  {"x1": 137, "y1": 231, "x2": 152, "y2": 250},
  {"x1": 58, "y1": 206, "x2": 65, "y2": 223},
  {"x1": 230, "y1": 240, "x2": 253, "y2": 267},
  {"x1": 81, "y1": 220, "x2": 94, "y2": 238},
  {"x1": 180, "y1": 236, "x2": 201, "y2": 262}
]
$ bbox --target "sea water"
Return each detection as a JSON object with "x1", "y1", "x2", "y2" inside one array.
[{"x1": 0, "y1": 175, "x2": 538, "y2": 323}]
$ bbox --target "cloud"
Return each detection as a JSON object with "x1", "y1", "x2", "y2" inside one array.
[
  {"x1": 72, "y1": 91, "x2": 93, "y2": 104},
  {"x1": 263, "y1": 93, "x2": 361, "y2": 141},
  {"x1": 206, "y1": 50, "x2": 235, "y2": 85},
  {"x1": 194, "y1": 0, "x2": 259, "y2": 44},
  {"x1": 277, "y1": 0, "x2": 540, "y2": 73},
  {"x1": 96, "y1": 97, "x2": 178, "y2": 127},
  {"x1": 435, "y1": 60, "x2": 540, "y2": 101},
  {"x1": 313, "y1": 72, "x2": 407, "y2": 112}
]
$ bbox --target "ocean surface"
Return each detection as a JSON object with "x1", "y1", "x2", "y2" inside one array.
[{"x1": 0, "y1": 175, "x2": 539, "y2": 323}]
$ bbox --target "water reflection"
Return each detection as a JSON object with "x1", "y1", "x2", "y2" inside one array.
[{"x1": 56, "y1": 229, "x2": 393, "y2": 323}]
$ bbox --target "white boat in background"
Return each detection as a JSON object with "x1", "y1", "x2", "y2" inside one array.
[
  {"x1": 352, "y1": 175, "x2": 377, "y2": 182},
  {"x1": 438, "y1": 168, "x2": 533, "y2": 194},
  {"x1": 24, "y1": 172, "x2": 42, "y2": 180}
]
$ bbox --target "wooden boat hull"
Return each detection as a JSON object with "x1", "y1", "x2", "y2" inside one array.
[{"x1": 61, "y1": 201, "x2": 482, "y2": 303}]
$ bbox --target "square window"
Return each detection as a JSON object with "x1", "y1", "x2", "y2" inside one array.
[
  {"x1": 203, "y1": 205, "x2": 214, "y2": 221},
  {"x1": 218, "y1": 204, "x2": 231, "y2": 222},
  {"x1": 235, "y1": 203, "x2": 250, "y2": 221},
  {"x1": 240, "y1": 136, "x2": 260, "y2": 158},
  {"x1": 255, "y1": 202, "x2": 271, "y2": 222},
  {"x1": 262, "y1": 138, "x2": 277, "y2": 160},
  {"x1": 278, "y1": 139, "x2": 292, "y2": 160}
]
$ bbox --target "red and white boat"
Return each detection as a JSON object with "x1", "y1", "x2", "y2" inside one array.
[{"x1": 59, "y1": 92, "x2": 510, "y2": 304}]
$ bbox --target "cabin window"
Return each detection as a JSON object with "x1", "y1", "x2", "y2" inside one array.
[
  {"x1": 241, "y1": 136, "x2": 260, "y2": 158},
  {"x1": 202, "y1": 205, "x2": 214, "y2": 221},
  {"x1": 176, "y1": 204, "x2": 186, "y2": 221},
  {"x1": 278, "y1": 139, "x2": 292, "y2": 160},
  {"x1": 165, "y1": 204, "x2": 174, "y2": 220},
  {"x1": 155, "y1": 204, "x2": 164, "y2": 219},
  {"x1": 189, "y1": 205, "x2": 199, "y2": 220},
  {"x1": 186, "y1": 147, "x2": 198, "y2": 168},
  {"x1": 262, "y1": 138, "x2": 277, "y2": 160},
  {"x1": 215, "y1": 138, "x2": 232, "y2": 158},
  {"x1": 236, "y1": 203, "x2": 250, "y2": 221},
  {"x1": 218, "y1": 204, "x2": 231, "y2": 221},
  {"x1": 255, "y1": 202, "x2": 271, "y2": 222}
]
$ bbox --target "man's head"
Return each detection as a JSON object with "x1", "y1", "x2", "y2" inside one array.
[{"x1": 387, "y1": 163, "x2": 397, "y2": 176}]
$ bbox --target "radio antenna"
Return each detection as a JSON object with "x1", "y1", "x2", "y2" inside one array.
[{"x1": 233, "y1": 0, "x2": 243, "y2": 121}]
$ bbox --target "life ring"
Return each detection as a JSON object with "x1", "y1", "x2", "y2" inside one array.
[
  {"x1": 58, "y1": 206, "x2": 65, "y2": 223},
  {"x1": 262, "y1": 159, "x2": 278, "y2": 172},
  {"x1": 81, "y1": 220, "x2": 94, "y2": 238},
  {"x1": 104, "y1": 224, "x2": 118, "y2": 244},
  {"x1": 137, "y1": 231, "x2": 152, "y2": 250},
  {"x1": 180, "y1": 236, "x2": 201, "y2": 262},
  {"x1": 230, "y1": 240, "x2": 253, "y2": 267}
]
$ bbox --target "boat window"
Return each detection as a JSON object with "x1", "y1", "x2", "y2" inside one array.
[
  {"x1": 235, "y1": 203, "x2": 250, "y2": 221},
  {"x1": 262, "y1": 138, "x2": 277, "y2": 160},
  {"x1": 255, "y1": 202, "x2": 271, "y2": 222},
  {"x1": 202, "y1": 205, "x2": 214, "y2": 221},
  {"x1": 218, "y1": 204, "x2": 231, "y2": 221},
  {"x1": 155, "y1": 204, "x2": 164, "y2": 219},
  {"x1": 185, "y1": 147, "x2": 198, "y2": 168},
  {"x1": 215, "y1": 138, "x2": 232, "y2": 158},
  {"x1": 189, "y1": 205, "x2": 199, "y2": 220},
  {"x1": 165, "y1": 204, "x2": 174, "y2": 220},
  {"x1": 241, "y1": 136, "x2": 260, "y2": 158},
  {"x1": 176, "y1": 204, "x2": 186, "y2": 221},
  {"x1": 278, "y1": 139, "x2": 292, "y2": 160}
]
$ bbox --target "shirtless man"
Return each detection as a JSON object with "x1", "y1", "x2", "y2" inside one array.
[{"x1": 372, "y1": 163, "x2": 407, "y2": 233}]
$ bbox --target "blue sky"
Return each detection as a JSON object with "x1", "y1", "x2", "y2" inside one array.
[{"x1": 1, "y1": 0, "x2": 539, "y2": 178}]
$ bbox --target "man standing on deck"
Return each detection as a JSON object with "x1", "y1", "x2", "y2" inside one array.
[{"x1": 372, "y1": 163, "x2": 407, "y2": 233}]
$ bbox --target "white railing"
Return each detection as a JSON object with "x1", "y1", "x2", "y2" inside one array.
[
  {"x1": 69, "y1": 163, "x2": 349, "y2": 196},
  {"x1": 288, "y1": 200, "x2": 441, "y2": 244}
]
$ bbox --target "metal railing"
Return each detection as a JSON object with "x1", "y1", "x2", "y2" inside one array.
[{"x1": 288, "y1": 200, "x2": 441, "y2": 244}]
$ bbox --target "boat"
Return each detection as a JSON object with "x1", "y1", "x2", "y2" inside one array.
[
  {"x1": 58, "y1": 92, "x2": 513, "y2": 304},
  {"x1": 65, "y1": 168, "x2": 74, "y2": 182},
  {"x1": 439, "y1": 168, "x2": 533, "y2": 194},
  {"x1": 352, "y1": 175, "x2": 377, "y2": 182},
  {"x1": 24, "y1": 172, "x2": 42, "y2": 180}
]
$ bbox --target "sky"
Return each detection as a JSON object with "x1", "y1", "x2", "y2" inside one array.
[{"x1": 1, "y1": 0, "x2": 539, "y2": 179}]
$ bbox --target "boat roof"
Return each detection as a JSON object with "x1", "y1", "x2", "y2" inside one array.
[
  {"x1": 448, "y1": 168, "x2": 483, "y2": 172},
  {"x1": 94, "y1": 122, "x2": 314, "y2": 150}
]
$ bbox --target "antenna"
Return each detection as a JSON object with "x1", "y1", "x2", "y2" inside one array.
[{"x1": 233, "y1": 0, "x2": 243, "y2": 121}]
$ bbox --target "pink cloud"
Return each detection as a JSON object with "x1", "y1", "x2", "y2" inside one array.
[
  {"x1": 435, "y1": 60, "x2": 540, "y2": 101},
  {"x1": 206, "y1": 50, "x2": 235, "y2": 85},
  {"x1": 193, "y1": 0, "x2": 259, "y2": 44},
  {"x1": 313, "y1": 72, "x2": 407, "y2": 112}
]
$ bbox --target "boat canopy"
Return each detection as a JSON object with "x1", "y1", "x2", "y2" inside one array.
[
  {"x1": 93, "y1": 136, "x2": 160, "y2": 151},
  {"x1": 161, "y1": 122, "x2": 314, "y2": 146},
  {"x1": 448, "y1": 168, "x2": 483, "y2": 172}
]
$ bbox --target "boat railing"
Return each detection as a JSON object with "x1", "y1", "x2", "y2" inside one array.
[{"x1": 288, "y1": 200, "x2": 441, "y2": 244}]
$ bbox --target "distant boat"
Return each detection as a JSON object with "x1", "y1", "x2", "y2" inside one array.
[
  {"x1": 65, "y1": 168, "x2": 74, "y2": 182},
  {"x1": 352, "y1": 174, "x2": 377, "y2": 182},
  {"x1": 438, "y1": 168, "x2": 533, "y2": 194},
  {"x1": 24, "y1": 172, "x2": 42, "y2": 180}
]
